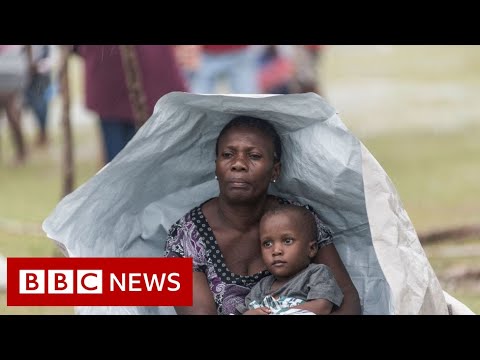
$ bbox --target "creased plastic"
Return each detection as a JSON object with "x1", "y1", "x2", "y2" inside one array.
[{"x1": 42, "y1": 92, "x2": 470, "y2": 315}]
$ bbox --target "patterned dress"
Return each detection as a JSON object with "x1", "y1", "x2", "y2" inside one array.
[{"x1": 164, "y1": 196, "x2": 333, "y2": 315}]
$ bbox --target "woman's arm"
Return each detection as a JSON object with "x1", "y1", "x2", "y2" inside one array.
[
  {"x1": 315, "y1": 244, "x2": 361, "y2": 315},
  {"x1": 174, "y1": 272, "x2": 217, "y2": 315},
  {"x1": 175, "y1": 271, "x2": 217, "y2": 315}
]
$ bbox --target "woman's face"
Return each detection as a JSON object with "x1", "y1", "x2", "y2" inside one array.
[{"x1": 216, "y1": 126, "x2": 280, "y2": 204}]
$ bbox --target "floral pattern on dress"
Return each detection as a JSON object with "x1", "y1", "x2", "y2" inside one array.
[{"x1": 222, "y1": 284, "x2": 252, "y2": 315}]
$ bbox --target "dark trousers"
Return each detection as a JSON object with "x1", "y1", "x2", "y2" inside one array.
[
  {"x1": 99, "y1": 119, "x2": 136, "y2": 163},
  {"x1": 25, "y1": 74, "x2": 51, "y2": 133}
]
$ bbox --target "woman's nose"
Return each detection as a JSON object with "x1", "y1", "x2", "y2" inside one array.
[{"x1": 231, "y1": 156, "x2": 247, "y2": 171}]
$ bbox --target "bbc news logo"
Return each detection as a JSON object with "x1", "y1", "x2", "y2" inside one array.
[{"x1": 7, "y1": 257, "x2": 192, "y2": 306}]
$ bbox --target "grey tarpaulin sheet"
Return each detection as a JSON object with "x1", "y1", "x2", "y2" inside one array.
[{"x1": 43, "y1": 92, "x2": 452, "y2": 315}]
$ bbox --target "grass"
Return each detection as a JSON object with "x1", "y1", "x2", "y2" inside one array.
[
  {"x1": 424, "y1": 236, "x2": 480, "y2": 314},
  {"x1": 362, "y1": 126, "x2": 480, "y2": 231},
  {"x1": 0, "y1": 132, "x2": 101, "y2": 223},
  {"x1": 1, "y1": 108, "x2": 100, "y2": 315},
  {"x1": 1, "y1": 45, "x2": 479, "y2": 315},
  {"x1": 0, "y1": 234, "x2": 75, "y2": 315}
]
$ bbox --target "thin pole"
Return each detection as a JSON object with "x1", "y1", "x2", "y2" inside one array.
[{"x1": 59, "y1": 45, "x2": 74, "y2": 197}]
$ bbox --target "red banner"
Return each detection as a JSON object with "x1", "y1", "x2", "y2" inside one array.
[{"x1": 6, "y1": 257, "x2": 192, "y2": 306}]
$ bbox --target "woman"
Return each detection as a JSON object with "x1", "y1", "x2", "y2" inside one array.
[{"x1": 164, "y1": 115, "x2": 361, "y2": 315}]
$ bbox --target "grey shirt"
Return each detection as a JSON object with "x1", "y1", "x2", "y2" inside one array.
[{"x1": 236, "y1": 263, "x2": 344, "y2": 314}]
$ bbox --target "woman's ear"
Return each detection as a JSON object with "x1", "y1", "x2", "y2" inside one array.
[
  {"x1": 272, "y1": 161, "x2": 281, "y2": 182},
  {"x1": 309, "y1": 241, "x2": 318, "y2": 259}
]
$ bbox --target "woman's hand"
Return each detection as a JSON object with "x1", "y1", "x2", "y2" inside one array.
[{"x1": 175, "y1": 272, "x2": 217, "y2": 315}]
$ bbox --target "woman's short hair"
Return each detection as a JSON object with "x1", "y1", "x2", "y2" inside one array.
[{"x1": 215, "y1": 115, "x2": 282, "y2": 162}]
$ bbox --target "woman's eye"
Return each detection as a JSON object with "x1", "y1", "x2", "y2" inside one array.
[
  {"x1": 249, "y1": 154, "x2": 261, "y2": 160},
  {"x1": 222, "y1": 152, "x2": 233, "y2": 158}
]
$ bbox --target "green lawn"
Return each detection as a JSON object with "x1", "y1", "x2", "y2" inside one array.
[
  {"x1": 362, "y1": 126, "x2": 480, "y2": 232},
  {"x1": 1, "y1": 45, "x2": 479, "y2": 315},
  {"x1": 423, "y1": 236, "x2": 480, "y2": 314},
  {"x1": 0, "y1": 121, "x2": 99, "y2": 315}
]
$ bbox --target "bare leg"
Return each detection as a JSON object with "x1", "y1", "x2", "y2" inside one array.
[{"x1": 5, "y1": 93, "x2": 26, "y2": 165}]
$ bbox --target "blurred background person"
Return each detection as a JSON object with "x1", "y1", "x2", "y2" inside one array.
[
  {"x1": 0, "y1": 45, "x2": 28, "y2": 165},
  {"x1": 191, "y1": 45, "x2": 259, "y2": 94},
  {"x1": 257, "y1": 45, "x2": 295, "y2": 94},
  {"x1": 73, "y1": 45, "x2": 187, "y2": 165},
  {"x1": 174, "y1": 45, "x2": 201, "y2": 90},
  {"x1": 291, "y1": 45, "x2": 326, "y2": 95},
  {"x1": 257, "y1": 45, "x2": 326, "y2": 96},
  {"x1": 24, "y1": 45, "x2": 57, "y2": 148}
]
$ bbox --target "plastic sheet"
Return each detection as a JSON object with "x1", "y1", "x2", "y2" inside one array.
[{"x1": 43, "y1": 92, "x2": 469, "y2": 315}]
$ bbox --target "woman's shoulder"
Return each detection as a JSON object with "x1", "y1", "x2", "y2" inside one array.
[
  {"x1": 168, "y1": 198, "x2": 216, "y2": 232},
  {"x1": 168, "y1": 205, "x2": 200, "y2": 232},
  {"x1": 164, "y1": 204, "x2": 211, "y2": 258}
]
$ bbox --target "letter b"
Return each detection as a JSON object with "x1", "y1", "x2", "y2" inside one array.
[
  {"x1": 19, "y1": 270, "x2": 45, "y2": 294},
  {"x1": 48, "y1": 270, "x2": 74, "y2": 294}
]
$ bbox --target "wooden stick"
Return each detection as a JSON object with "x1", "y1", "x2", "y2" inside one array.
[
  {"x1": 118, "y1": 45, "x2": 149, "y2": 130},
  {"x1": 59, "y1": 45, "x2": 74, "y2": 197}
]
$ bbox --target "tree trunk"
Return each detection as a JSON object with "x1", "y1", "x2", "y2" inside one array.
[
  {"x1": 59, "y1": 45, "x2": 74, "y2": 197},
  {"x1": 118, "y1": 45, "x2": 149, "y2": 130}
]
